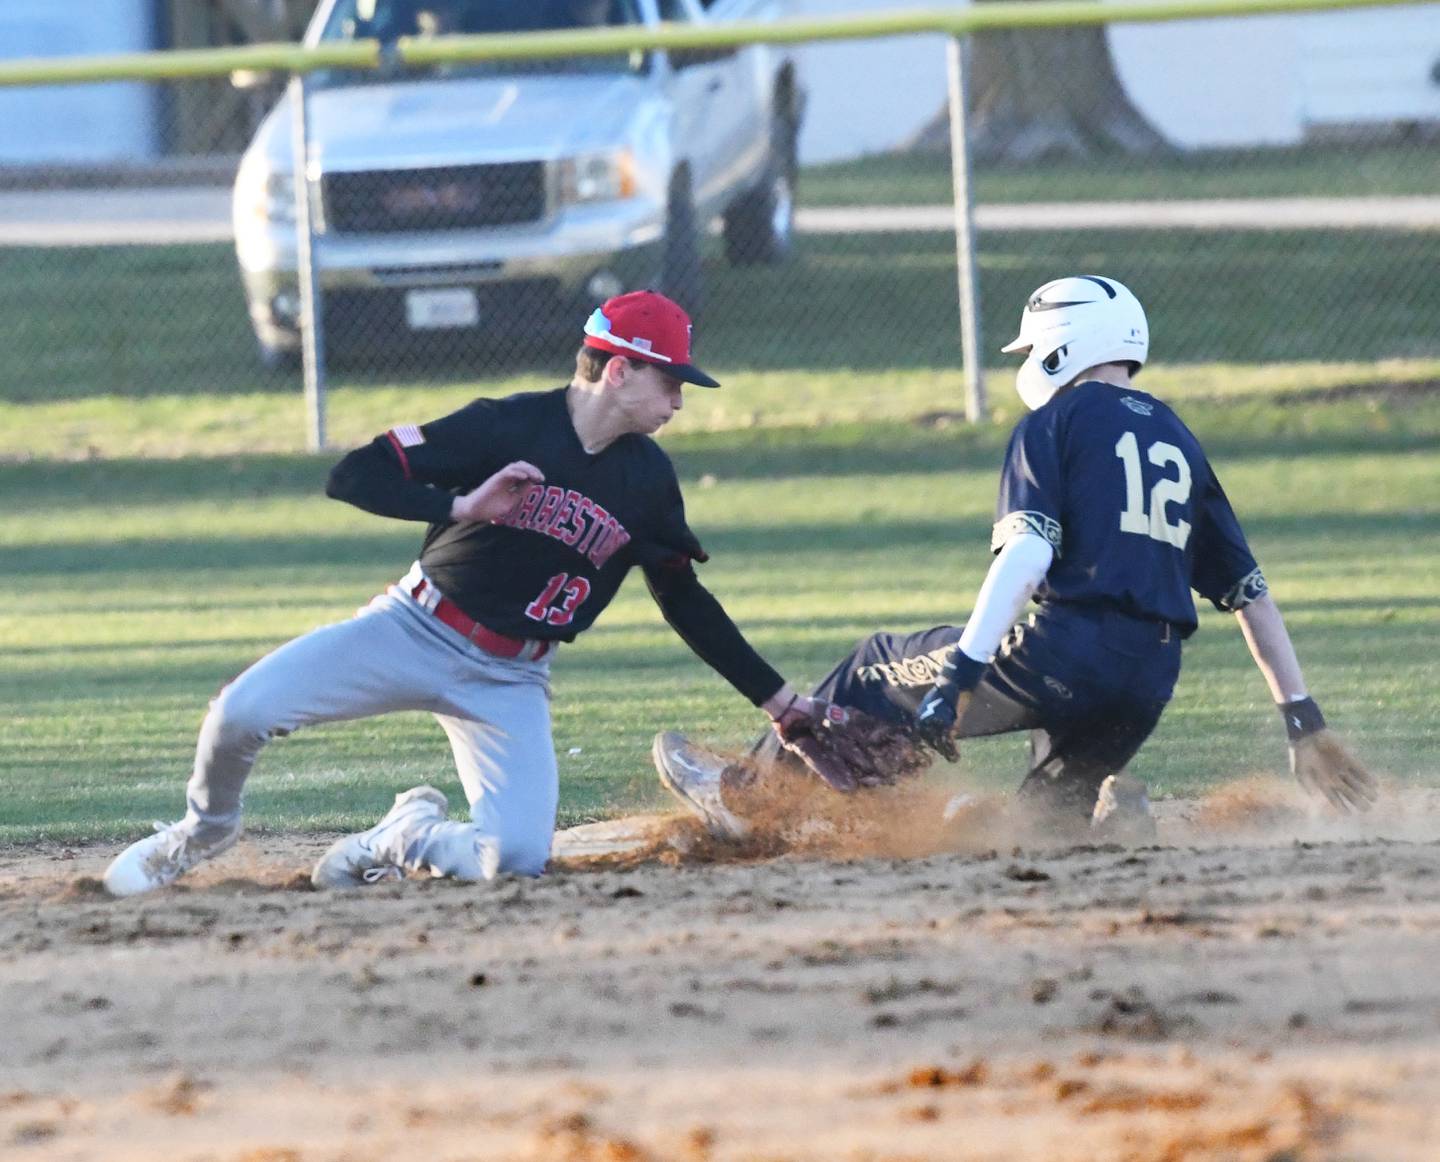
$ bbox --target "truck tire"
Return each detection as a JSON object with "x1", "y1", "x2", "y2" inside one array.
[
  {"x1": 722, "y1": 118, "x2": 797, "y2": 267},
  {"x1": 660, "y1": 169, "x2": 705, "y2": 318},
  {"x1": 258, "y1": 340, "x2": 300, "y2": 373},
  {"x1": 255, "y1": 326, "x2": 301, "y2": 373}
]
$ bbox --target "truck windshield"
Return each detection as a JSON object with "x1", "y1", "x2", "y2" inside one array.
[{"x1": 315, "y1": 0, "x2": 649, "y2": 81}]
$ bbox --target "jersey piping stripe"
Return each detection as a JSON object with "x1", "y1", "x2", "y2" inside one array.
[{"x1": 385, "y1": 430, "x2": 414, "y2": 480}]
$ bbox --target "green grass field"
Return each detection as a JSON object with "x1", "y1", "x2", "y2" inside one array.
[
  {"x1": 2, "y1": 227, "x2": 1437, "y2": 417},
  {"x1": 2, "y1": 380, "x2": 1437, "y2": 844},
  {"x1": 803, "y1": 144, "x2": 1440, "y2": 206},
  {"x1": 2, "y1": 167, "x2": 1438, "y2": 844}
]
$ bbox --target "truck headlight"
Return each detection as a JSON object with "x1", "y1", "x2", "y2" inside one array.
[
  {"x1": 235, "y1": 156, "x2": 297, "y2": 225},
  {"x1": 557, "y1": 149, "x2": 636, "y2": 206}
]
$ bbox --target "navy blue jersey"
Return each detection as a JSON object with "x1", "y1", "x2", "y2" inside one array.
[{"x1": 994, "y1": 381, "x2": 1265, "y2": 636}]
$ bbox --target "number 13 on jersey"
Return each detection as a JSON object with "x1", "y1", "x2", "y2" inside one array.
[
  {"x1": 525, "y1": 572, "x2": 592, "y2": 626},
  {"x1": 1115, "y1": 431, "x2": 1192, "y2": 549}
]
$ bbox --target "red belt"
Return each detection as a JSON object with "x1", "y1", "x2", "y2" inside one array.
[{"x1": 409, "y1": 580, "x2": 550, "y2": 660}]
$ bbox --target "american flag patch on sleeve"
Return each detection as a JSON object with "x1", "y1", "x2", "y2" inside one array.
[{"x1": 390, "y1": 423, "x2": 424, "y2": 447}]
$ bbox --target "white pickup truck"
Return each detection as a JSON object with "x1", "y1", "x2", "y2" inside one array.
[{"x1": 232, "y1": 0, "x2": 802, "y2": 364}]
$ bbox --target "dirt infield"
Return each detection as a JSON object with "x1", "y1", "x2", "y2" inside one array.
[{"x1": 4, "y1": 782, "x2": 1440, "y2": 1161}]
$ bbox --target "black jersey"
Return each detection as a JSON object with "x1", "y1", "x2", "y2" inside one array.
[
  {"x1": 352, "y1": 387, "x2": 704, "y2": 638},
  {"x1": 994, "y1": 382, "x2": 1266, "y2": 636},
  {"x1": 326, "y1": 387, "x2": 785, "y2": 705}
]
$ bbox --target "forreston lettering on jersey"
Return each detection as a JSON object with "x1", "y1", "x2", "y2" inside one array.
[{"x1": 496, "y1": 483, "x2": 632, "y2": 568}]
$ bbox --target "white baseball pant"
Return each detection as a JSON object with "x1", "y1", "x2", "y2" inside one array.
[{"x1": 181, "y1": 580, "x2": 558, "y2": 877}]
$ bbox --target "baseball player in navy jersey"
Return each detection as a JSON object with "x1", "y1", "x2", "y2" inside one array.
[
  {"x1": 104, "y1": 291, "x2": 815, "y2": 896},
  {"x1": 656, "y1": 275, "x2": 1375, "y2": 839}
]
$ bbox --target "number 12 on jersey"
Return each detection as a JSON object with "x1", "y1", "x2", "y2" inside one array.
[
  {"x1": 1115, "y1": 431, "x2": 1192, "y2": 549},
  {"x1": 525, "y1": 572, "x2": 591, "y2": 626}
]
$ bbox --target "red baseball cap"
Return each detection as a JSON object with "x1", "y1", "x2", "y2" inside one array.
[{"x1": 581, "y1": 290, "x2": 719, "y2": 388}]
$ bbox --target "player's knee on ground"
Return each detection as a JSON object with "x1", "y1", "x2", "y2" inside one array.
[
  {"x1": 463, "y1": 801, "x2": 553, "y2": 878},
  {"x1": 457, "y1": 821, "x2": 551, "y2": 879},
  {"x1": 491, "y1": 830, "x2": 550, "y2": 877}
]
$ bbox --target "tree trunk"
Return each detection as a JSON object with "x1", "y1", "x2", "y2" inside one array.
[{"x1": 906, "y1": 25, "x2": 1171, "y2": 163}]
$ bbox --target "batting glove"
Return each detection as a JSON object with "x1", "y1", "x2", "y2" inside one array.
[{"x1": 915, "y1": 646, "x2": 986, "y2": 758}]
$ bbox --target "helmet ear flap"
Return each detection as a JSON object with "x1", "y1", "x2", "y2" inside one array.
[{"x1": 1041, "y1": 345, "x2": 1067, "y2": 374}]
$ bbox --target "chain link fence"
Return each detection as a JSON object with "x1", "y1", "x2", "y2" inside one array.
[{"x1": 1, "y1": 4, "x2": 1437, "y2": 444}]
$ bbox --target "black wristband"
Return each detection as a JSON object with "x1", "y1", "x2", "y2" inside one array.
[
  {"x1": 1279, "y1": 696, "x2": 1325, "y2": 742},
  {"x1": 935, "y1": 647, "x2": 986, "y2": 698}
]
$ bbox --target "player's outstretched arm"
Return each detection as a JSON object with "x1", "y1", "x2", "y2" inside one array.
[
  {"x1": 1233, "y1": 593, "x2": 1377, "y2": 812},
  {"x1": 644, "y1": 563, "x2": 807, "y2": 718}
]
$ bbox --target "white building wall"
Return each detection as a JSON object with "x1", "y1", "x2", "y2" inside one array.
[
  {"x1": 791, "y1": 0, "x2": 1440, "y2": 161},
  {"x1": 0, "y1": 0, "x2": 159, "y2": 164},
  {"x1": 1297, "y1": 8, "x2": 1440, "y2": 125},
  {"x1": 1111, "y1": 3, "x2": 1440, "y2": 147}
]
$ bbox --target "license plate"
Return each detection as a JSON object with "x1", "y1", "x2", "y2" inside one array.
[{"x1": 405, "y1": 287, "x2": 480, "y2": 330}]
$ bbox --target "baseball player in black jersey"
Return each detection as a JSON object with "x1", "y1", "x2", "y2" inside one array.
[
  {"x1": 655, "y1": 276, "x2": 1376, "y2": 840},
  {"x1": 105, "y1": 291, "x2": 815, "y2": 896}
]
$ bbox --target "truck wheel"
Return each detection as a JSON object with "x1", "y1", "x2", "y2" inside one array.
[
  {"x1": 259, "y1": 344, "x2": 299, "y2": 372},
  {"x1": 256, "y1": 330, "x2": 301, "y2": 373},
  {"x1": 722, "y1": 165, "x2": 793, "y2": 266},
  {"x1": 723, "y1": 122, "x2": 797, "y2": 266},
  {"x1": 660, "y1": 170, "x2": 705, "y2": 318}
]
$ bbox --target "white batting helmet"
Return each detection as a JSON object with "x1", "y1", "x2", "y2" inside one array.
[{"x1": 1001, "y1": 275, "x2": 1149, "y2": 411}]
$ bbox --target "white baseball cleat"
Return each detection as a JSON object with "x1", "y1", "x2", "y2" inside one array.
[
  {"x1": 311, "y1": 785, "x2": 449, "y2": 889},
  {"x1": 103, "y1": 817, "x2": 242, "y2": 897},
  {"x1": 1090, "y1": 774, "x2": 1157, "y2": 843},
  {"x1": 651, "y1": 731, "x2": 752, "y2": 842}
]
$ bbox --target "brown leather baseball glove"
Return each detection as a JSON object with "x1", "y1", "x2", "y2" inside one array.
[{"x1": 777, "y1": 701, "x2": 936, "y2": 793}]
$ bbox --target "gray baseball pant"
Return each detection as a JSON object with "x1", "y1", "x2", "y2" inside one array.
[{"x1": 181, "y1": 582, "x2": 558, "y2": 878}]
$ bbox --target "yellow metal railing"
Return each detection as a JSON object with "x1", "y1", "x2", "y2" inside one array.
[{"x1": 0, "y1": 0, "x2": 1425, "y2": 87}]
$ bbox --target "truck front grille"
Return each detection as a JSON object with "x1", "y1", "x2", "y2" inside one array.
[{"x1": 323, "y1": 163, "x2": 546, "y2": 234}]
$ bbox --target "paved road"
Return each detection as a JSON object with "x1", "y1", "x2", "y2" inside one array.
[
  {"x1": 804, "y1": 197, "x2": 1440, "y2": 233},
  {"x1": 0, "y1": 188, "x2": 233, "y2": 246},
  {"x1": 2, "y1": 187, "x2": 1439, "y2": 246}
]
